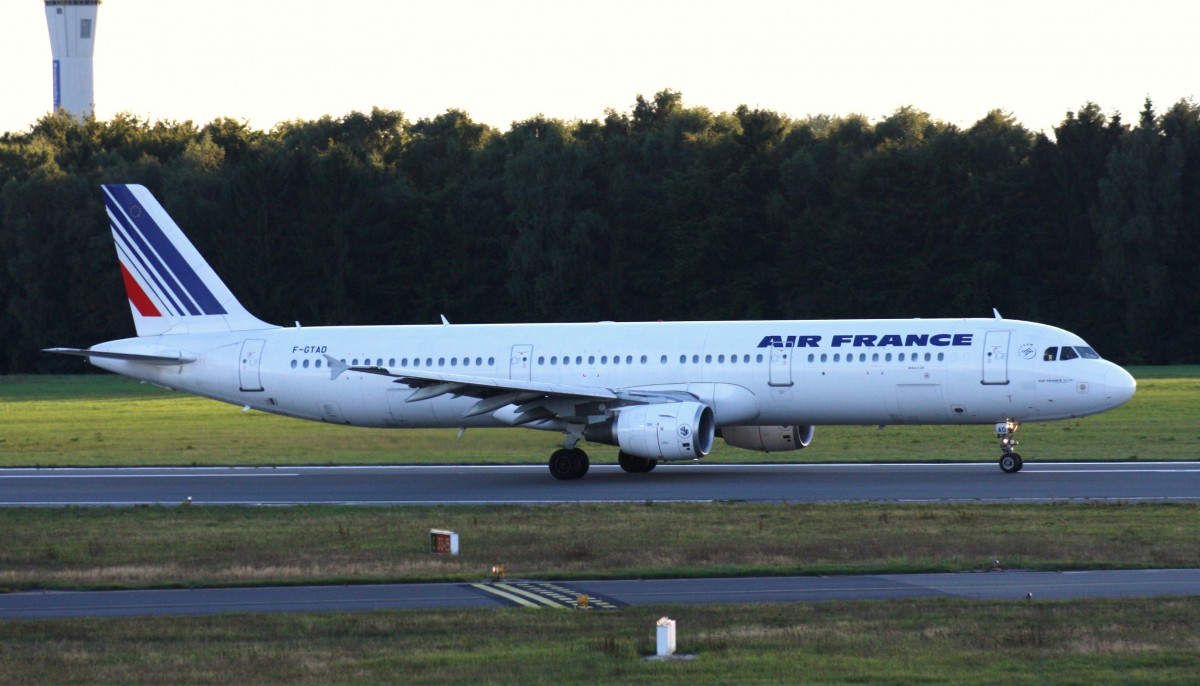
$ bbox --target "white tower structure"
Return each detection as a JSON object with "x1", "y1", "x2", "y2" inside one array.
[{"x1": 44, "y1": 0, "x2": 101, "y2": 118}]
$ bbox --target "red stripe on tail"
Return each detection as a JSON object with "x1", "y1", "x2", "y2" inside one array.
[{"x1": 120, "y1": 262, "x2": 162, "y2": 317}]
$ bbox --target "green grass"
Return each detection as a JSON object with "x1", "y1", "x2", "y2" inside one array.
[
  {"x1": 2, "y1": 502, "x2": 1196, "y2": 591},
  {"x1": 2, "y1": 598, "x2": 1199, "y2": 684},
  {"x1": 1, "y1": 367, "x2": 1196, "y2": 466}
]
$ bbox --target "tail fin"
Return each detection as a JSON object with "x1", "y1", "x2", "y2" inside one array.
[{"x1": 102, "y1": 184, "x2": 275, "y2": 336}]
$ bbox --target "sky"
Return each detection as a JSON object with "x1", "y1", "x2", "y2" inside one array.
[{"x1": 2, "y1": 0, "x2": 1197, "y2": 136}]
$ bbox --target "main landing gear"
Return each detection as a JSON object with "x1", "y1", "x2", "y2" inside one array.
[
  {"x1": 549, "y1": 448, "x2": 589, "y2": 480},
  {"x1": 996, "y1": 420, "x2": 1023, "y2": 473},
  {"x1": 618, "y1": 451, "x2": 657, "y2": 474}
]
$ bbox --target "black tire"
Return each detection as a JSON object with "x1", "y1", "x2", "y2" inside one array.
[
  {"x1": 618, "y1": 451, "x2": 658, "y2": 473},
  {"x1": 550, "y1": 448, "x2": 579, "y2": 480},
  {"x1": 1000, "y1": 453, "x2": 1022, "y2": 474},
  {"x1": 572, "y1": 448, "x2": 590, "y2": 478}
]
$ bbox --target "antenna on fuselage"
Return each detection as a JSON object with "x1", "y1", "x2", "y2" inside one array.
[{"x1": 992, "y1": 308, "x2": 1003, "y2": 319}]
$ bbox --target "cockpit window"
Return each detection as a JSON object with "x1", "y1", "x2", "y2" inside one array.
[
  {"x1": 1059, "y1": 346, "x2": 1079, "y2": 361},
  {"x1": 1076, "y1": 347, "x2": 1101, "y2": 359},
  {"x1": 1043, "y1": 347, "x2": 1057, "y2": 361}
]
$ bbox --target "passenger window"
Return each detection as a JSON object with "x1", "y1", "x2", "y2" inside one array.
[
  {"x1": 820, "y1": 353, "x2": 828, "y2": 363},
  {"x1": 859, "y1": 353, "x2": 867, "y2": 362},
  {"x1": 924, "y1": 353, "x2": 931, "y2": 362},
  {"x1": 872, "y1": 353, "x2": 879, "y2": 362},
  {"x1": 488, "y1": 357, "x2": 495, "y2": 366},
  {"x1": 718, "y1": 355, "x2": 725, "y2": 363},
  {"x1": 290, "y1": 360, "x2": 297, "y2": 369},
  {"x1": 1060, "y1": 346, "x2": 1079, "y2": 361},
  {"x1": 613, "y1": 356, "x2": 620, "y2": 365},
  {"x1": 627, "y1": 356, "x2": 634, "y2": 364},
  {"x1": 389, "y1": 358, "x2": 395, "y2": 367},
  {"x1": 1044, "y1": 347, "x2": 1058, "y2": 361},
  {"x1": 898, "y1": 353, "x2": 905, "y2": 362},
  {"x1": 451, "y1": 358, "x2": 458, "y2": 367},
  {"x1": 833, "y1": 354, "x2": 840, "y2": 362},
  {"x1": 705, "y1": 354, "x2": 712, "y2": 363},
  {"x1": 316, "y1": 359, "x2": 323, "y2": 369},
  {"x1": 885, "y1": 353, "x2": 893, "y2": 362},
  {"x1": 588, "y1": 356, "x2": 595, "y2": 365},
  {"x1": 808, "y1": 354, "x2": 815, "y2": 363},
  {"x1": 661, "y1": 355, "x2": 668, "y2": 364},
  {"x1": 303, "y1": 359, "x2": 311, "y2": 369},
  {"x1": 576, "y1": 356, "x2": 583, "y2": 365},
  {"x1": 680, "y1": 355, "x2": 687, "y2": 364},
  {"x1": 537, "y1": 356, "x2": 544, "y2": 365},
  {"x1": 438, "y1": 358, "x2": 445, "y2": 366},
  {"x1": 756, "y1": 354, "x2": 764, "y2": 363},
  {"x1": 937, "y1": 352, "x2": 944, "y2": 361},
  {"x1": 692, "y1": 355, "x2": 700, "y2": 364},
  {"x1": 731, "y1": 354, "x2": 738, "y2": 364},
  {"x1": 550, "y1": 356, "x2": 557, "y2": 365},
  {"x1": 563, "y1": 356, "x2": 570, "y2": 366},
  {"x1": 426, "y1": 358, "x2": 433, "y2": 367}
]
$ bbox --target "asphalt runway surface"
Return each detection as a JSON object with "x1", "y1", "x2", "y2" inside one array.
[
  {"x1": 1, "y1": 461, "x2": 1198, "y2": 506},
  {"x1": 4, "y1": 569, "x2": 1199, "y2": 619}
]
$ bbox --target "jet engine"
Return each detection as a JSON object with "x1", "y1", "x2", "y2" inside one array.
[
  {"x1": 721, "y1": 425, "x2": 814, "y2": 452},
  {"x1": 584, "y1": 402, "x2": 715, "y2": 460}
]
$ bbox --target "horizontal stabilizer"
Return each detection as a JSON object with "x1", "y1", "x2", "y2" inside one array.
[{"x1": 44, "y1": 348, "x2": 193, "y2": 365}]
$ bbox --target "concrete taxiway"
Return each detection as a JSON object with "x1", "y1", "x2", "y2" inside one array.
[{"x1": 3, "y1": 569, "x2": 1198, "y2": 620}]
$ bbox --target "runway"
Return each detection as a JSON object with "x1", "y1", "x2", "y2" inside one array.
[
  {"x1": 1, "y1": 461, "x2": 1199, "y2": 506},
  {"x1": 3, "y1": 569, "x2": 1198, "y2": 619}
]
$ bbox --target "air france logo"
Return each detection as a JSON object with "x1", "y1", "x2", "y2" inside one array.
[{"x1": 756, "y1": 333, "x2": 974, "y2": 349}]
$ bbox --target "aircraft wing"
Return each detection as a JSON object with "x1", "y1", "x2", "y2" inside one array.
[{"x1": 323, "y1": 355, "x2": 686, "y2": 426}]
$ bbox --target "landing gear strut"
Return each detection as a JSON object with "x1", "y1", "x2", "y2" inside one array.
[
  {"x1": 549, "y1": 447, "x2": 589, "y2": 480},
  {"x1": 996, "y1": 420, "x2": 1023, "y2": 473},
  {"x1": 618, "y1": 451, "x2": 657, "y2": 474}
]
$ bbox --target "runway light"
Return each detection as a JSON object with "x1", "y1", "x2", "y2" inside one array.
[
  {"x1": 490, "y1": 562, "x2": 505, "y2": 581},
  {"x1": 576, "y1": 594, "x2": 590, "y2": 610}
]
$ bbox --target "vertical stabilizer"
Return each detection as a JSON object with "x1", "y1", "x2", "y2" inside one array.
[{"x1": 102, "y1": 184, "x2": 276, "y2": 336}]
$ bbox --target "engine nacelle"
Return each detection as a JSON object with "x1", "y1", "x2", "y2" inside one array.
[
  {"x1": 584, "y1": 402, "x2": 715, "y2": 461},
  {"x1": 721, "y1": 425, "x2": 815, "y2": 452}
]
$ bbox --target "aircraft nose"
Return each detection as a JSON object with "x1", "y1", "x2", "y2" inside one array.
[{"x1": 1105, "y1": 366, "x2": 1137, "y2": 408}]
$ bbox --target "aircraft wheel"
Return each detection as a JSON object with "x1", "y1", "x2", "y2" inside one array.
[
  {"x1": 1000, "y1": 453, "x2": 1023, "y2": 474},
  {"x1": 550, "y1": 448, "x2": 589, "y2": 480},
  {"x1": 572, "y1": 448, "x2": 590, "y2": 477},
  {"x1": 618, "y1": 451, "x2": 658, "y2": 473}
]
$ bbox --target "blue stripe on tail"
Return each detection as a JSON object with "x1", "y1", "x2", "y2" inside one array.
[{"x1": 103, "y1": 186, "x2": 227, "y2": 316}]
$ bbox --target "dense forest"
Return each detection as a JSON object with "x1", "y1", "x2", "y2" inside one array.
[{"x1": 2, "y1": 90, "x2": 1198, "y2": 372}]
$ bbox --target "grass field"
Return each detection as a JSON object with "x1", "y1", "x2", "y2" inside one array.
[
  {"x1": 2, "y1": 598, "x2": 1199, "y2": 685},
  {"x1": 1, "y1": 367, "x2": 1197, "y2": 467},
  {"x1": 1, "y1": 502, "x2": 1196, "y2": 591}
]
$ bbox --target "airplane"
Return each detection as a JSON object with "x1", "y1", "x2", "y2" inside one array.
[{"x1": 48, "y1": 184, "x2": 1137, "y2": 479}]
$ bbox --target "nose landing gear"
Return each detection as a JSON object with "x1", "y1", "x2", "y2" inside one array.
[{"x1": 996, "y1": 420, "x2": 1023, "y2": 473}]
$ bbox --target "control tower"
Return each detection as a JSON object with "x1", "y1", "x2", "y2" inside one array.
[{"x1": 44, "y1": 0, "x2": 101, "y2": 117}]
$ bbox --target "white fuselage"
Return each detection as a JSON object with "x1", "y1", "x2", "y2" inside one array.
[{"x1": 88, "y1": 317, "x2": 1136, "y2": 432}]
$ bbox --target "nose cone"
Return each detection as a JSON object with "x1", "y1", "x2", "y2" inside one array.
[{"x1": 1104, "y1": 366, "x2": 1137, "y2": 408}]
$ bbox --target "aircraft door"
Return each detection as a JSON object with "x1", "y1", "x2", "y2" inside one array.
[
  {"x1": 239, "y1": 339, "x2": 266, "y2": 392},
  {"x1": 768, "y1": 345, "x2": 793, "y2": 387},
  {"x1": 510, "y1": 344, "x2": 533, "y2": 381},
  {"x1": 982, "y1": 331, "x2": 1011, "y2": 385}
]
